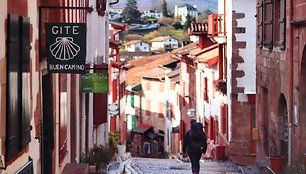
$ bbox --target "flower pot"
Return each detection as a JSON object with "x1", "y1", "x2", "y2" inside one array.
[
  {"x1": 215, "y1": 145, "x2": 225, "y2": 160},
  {"x1": 269, "y1": 156, "x2": 284, "y2": 172}
]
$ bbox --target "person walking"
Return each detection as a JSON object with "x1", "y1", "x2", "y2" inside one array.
[{"x1": 182, "y1": 119, "x2": 207, "y2": 174}]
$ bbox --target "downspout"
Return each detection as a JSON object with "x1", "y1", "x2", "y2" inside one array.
[
  {"x1": 288, "y1": 0, "x2": 293, "y2": 166},
  {"x1": 81, "y1": 93, "x2": 86, "y2": 153}
]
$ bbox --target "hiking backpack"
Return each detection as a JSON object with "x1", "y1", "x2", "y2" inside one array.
[{"x1": 189, "y1": 122, "x2": 207, "y2": 153}]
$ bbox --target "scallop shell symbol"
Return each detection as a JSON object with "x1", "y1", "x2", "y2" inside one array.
[{"x1": 49, "y1": 37, "x2": 80, "y2": 61}]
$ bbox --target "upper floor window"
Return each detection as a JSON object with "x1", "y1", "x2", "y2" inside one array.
[{"x1": 257, "y1": 0, "x2": 286, "y2": 50}]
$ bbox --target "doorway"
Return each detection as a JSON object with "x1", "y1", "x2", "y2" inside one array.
[{"x1": 278, "y1": 94, "x2": 288, "y2": 165}]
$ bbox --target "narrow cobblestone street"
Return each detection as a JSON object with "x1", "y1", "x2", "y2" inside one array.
[{"x1": 124, "y1": 157, "x2": 242, "y2": 174}]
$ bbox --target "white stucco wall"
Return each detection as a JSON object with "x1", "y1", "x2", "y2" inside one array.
[
  {"x1": 164, "y1": 38, "x2": 179, "y2": 49},
  {"x1": 136, "y1": 42, "x2": 149, "y2": 52},
  {"x1": 85, "y1": 0, "x2": 110, "y2": 150},
  {"x1": 87, "y1": 2, "x2": 109, "y2": 65},
  {"x1": 220, "y1": 0, "x2": 256, "y2": 141},
  {"x1": 151, "y1": 42, "x2": 164, "y2": 51},
  {"x1": 175, "y1": 6, "x2": 198, "y2": 23},
  {"x1": 127, "y1": 42, "x2": 150, "y2": 52},
  {"x1": 233, "y1": 0, "x2": 256, "y2": 94}
]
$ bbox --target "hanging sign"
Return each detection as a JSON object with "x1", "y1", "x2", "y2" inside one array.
[
  {"x1": 81, "y1": 73, "x2": 108, "y2": 93},
  {"x1": 45, "y1": 23, "x2": 86, "y2": 73}
]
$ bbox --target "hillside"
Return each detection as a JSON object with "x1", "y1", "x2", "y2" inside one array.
[{"x1": 112, "y1": 0, "x2": 218, "y2": 13}]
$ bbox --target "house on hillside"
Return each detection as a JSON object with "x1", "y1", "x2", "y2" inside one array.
[
  {"x1": 174, "y1": 3, "x2": 198, "y2": 24},
  {"x1": 139, "y1": 8, "x2": 163, "y2": 19},
  {"x1": 150, "y1": 36, "x2": 179, "y2": 52},
  {"x1": 109, "y1": 7, "x2": 163, "y2": 21},
  {"x1": 109, "y1": 6, "x2": 124, "y2": 20},
  {"x1": 123, "y1": 40, "x2": 150, "y2": 52}
]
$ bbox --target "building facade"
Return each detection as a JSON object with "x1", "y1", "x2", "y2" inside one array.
[
  {"x1": 174, "y1": 4, "x2": 198, "y2": 24},
  {"x1": 0, "y1": 0, "x2": 111, "y2": 173},
  {"x1": 123, "y1": 40, "x2": 150, "y2": 52},
  {"x1": 150, "y1": 36, "x2": 179, "y2": 52},
  {"x1": 209, "y1": 0, "x2": 257, "y2": 156},
  {"x1": 256, "y1": 0, "x2": 306, "y2": 171}
]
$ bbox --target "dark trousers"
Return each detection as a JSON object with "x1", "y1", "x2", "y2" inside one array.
[{"x1": 188, "y1": 152, "x2": 202, "y2": 173}]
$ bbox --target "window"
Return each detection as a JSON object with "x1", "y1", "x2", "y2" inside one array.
[
  {"x1": 6, "y1": 14, "x2": 31, "y2": 161},
  {"x1": 204, "y1": 77, "x2": 208, "y2": 101},
  {"x1": 279, "y1": 0, "x2": 286, "y2": 49},
  {"x1": 257, "y1": 0, "x2": 286, "y2": 50}
]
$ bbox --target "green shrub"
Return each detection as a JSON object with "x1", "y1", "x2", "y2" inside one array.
[{"x1": 80, "y1": 145, "x2": 113, "y2": 173}]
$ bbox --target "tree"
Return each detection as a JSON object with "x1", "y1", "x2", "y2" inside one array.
[
  {"x1": 121, "y1": 0, "x2": 141, "y2": 24},
  {"x1": 157, "y1": 17, "x2": 174, "y2": 26},
  {"x1": 161, "y1": 0, "x2": 169, "y2": 17},
  {"x1": 197, "y1": 9, "x2": 213, "y2": 22},
  {"x1": 183, "y1": 14, "x2": 192, "y2": 31}
]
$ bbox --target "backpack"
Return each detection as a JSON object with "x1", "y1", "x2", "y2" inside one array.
[{"x1": 189, "y1": 122, "x2": 207, "y2": 153}]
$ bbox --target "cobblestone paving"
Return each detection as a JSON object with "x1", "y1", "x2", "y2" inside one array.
[{"x1": 125, "y1": 157, "x2": 242, "y2": 174}]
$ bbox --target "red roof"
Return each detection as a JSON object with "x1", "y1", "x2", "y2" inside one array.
[
  {"x1": 124, "y1": 53, "x2": 173, "y2": 86},
  {"x1": 123, "y1": 40, "x2": 145, "y2": 46}
]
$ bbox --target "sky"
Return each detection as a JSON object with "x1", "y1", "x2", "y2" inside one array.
[{"x1": 112, "y1": 0, "x2": 218, "y2": 12}]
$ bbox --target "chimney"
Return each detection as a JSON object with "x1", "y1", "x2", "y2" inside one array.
[
  {"x1": 198, "y1": 35, "x2": 214, "y2": 49},
  {"x1": 189, "y1": 22, "x2": 214, "y2": 49},
  {"x1": 193, "y1": 5, "x2": 197, "y2": 9}
]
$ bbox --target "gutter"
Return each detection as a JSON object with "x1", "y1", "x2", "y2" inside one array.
[{"x1": 288, "y1": 0, "x2": 293, "y2": 166}]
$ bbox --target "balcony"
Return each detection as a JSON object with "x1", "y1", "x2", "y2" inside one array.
[
  {"x1": 188, "y1": 22, "x2": 208, "y2": 35},
  {"x1": 208, "y1": 14, "x2": 226, "y2": 36}
]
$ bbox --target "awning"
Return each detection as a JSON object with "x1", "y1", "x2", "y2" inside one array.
[{"x1": 132, "y1": 123, "x2": 153, "y2": 134}]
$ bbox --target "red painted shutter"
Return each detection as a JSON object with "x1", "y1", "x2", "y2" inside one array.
[
  {"x1": 94, "y1": 64, "x2": 108, "y2": 125},
  {"x1": 110, "y1": 116, "x2": 116, "y2": 131},
  {"x1": 112, "y1": 79, "x2": 118, "y2": 102},
  {"x1": 94, "y1": 93, "x2": 108, "y2": 125},
  {"x1": 204, "y1": 77, "x2": 208, "y2": 101}
]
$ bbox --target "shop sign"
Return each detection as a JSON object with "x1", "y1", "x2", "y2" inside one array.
[
  {"x1": 81, "y1": 73, "x2": 108, "y2": 93},
  {"x1": 45, "y1": 23, "x2": 86, "y2": 73}
]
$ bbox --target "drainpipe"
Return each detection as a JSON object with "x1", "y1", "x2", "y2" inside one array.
[
  {"x1": 81, "y1": 93, "x2": 86, "y2": 153},
  {"x1": 288, "y1": 0, "x2": 293, "y2": 166}
]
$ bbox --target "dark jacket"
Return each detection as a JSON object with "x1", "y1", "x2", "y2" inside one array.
[{"x1": 182, "y1": 129, "x2": 207, "y2": 154}]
